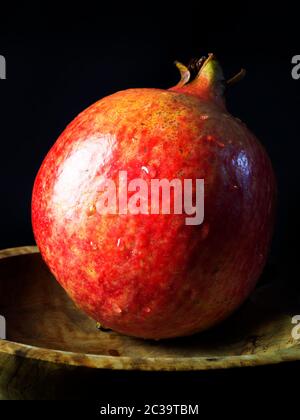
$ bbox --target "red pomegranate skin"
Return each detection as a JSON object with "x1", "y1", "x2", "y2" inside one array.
[{"x1": 32, "y1": 56, "x2": 276, "y2": 339}]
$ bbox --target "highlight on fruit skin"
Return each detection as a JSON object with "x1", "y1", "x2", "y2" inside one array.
[{"x1": 32, "y1": 53, "x2": 276, "y2": 340}]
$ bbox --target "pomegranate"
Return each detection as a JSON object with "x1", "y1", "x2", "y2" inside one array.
[{"x1": 32, "y1": 55, "x2": 276, "y2": 339}]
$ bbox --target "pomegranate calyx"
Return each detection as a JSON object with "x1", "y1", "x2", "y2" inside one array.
[
  {"x1": 226, "y1": 68, "x2": 247, "y2": 87},
  {"x1": 170, "y1": 53, "x2": 226, "y2": 108},
  {"x1": 174, "y1": 61, "x2": 191, "y2": 87}
]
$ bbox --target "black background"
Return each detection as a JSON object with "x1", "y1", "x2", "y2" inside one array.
[{"x1": 0, "y1": 1, "x2": 299, "y2": 407}]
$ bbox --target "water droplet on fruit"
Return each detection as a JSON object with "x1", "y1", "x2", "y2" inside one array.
[
  {"x1": 117, "y1": 238, "x2": 126, "y2": 251},
  {"x1": 141, "y1": 165, "x2": 157, "y2": 178},
  {"x1": 87, "y1": 204, "x2": 96, "y2": 217},
  {"x1": 144, "y1": 307, "x2": 151, "y2": 314},
  {"x1": 233, "y1": 185, "x2": 239, "y2": 189},
  {"x1": 200, "y1": 115, "x2": 209, "y2": 120},
  {"x1": 90, "y1": 241, "x2": 98, "y2": 251},
  {"x1": 141, "y1": 166, "x2": 149, "y2": 175},
  {"x1": 113, "y1": 304, "x2": 122, "y2": 314}
]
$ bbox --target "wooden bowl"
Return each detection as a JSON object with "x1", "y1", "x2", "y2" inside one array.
[{"x1": 0, "y1": 246, "x2": 299, "y2": 399}]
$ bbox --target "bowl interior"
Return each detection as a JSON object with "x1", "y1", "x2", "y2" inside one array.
[{"x1": 0, "y1": 251, "x2": 297, "y2": 359}]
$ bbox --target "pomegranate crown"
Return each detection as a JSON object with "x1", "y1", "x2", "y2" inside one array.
[{"x1": 170, "y1": 53, "x2": 246, "y2": 108}]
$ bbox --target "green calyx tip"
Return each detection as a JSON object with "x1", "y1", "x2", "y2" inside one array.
[
  {"x1": 174, "y1": 53, "x2": 246, "y2": 89},
  {"x1": 198, "y1": 54, "x2": 224, "y2": 86}
]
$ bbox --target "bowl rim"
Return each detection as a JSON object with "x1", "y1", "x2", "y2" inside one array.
[{"x1": 0, "y1": 246, "x2": 299, "y2": 371}]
